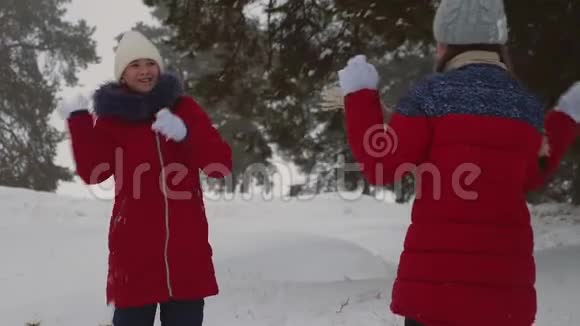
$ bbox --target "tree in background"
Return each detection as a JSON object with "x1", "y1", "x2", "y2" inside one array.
[
  {"x1": 0, "y1": 0, "x2": 98, "y2": 191},
  {"x1": 142, "y1": 0, "x2": 580, "y2": 204},
  {"x1": 503, "y1": 0, "x2": 580, "y2": 204},
  {"x1": 128, "y1": 6, "x2": 274, "y2": 193},
  {"x1": 142, "y1": 0, "x2": 434, "y2": 199}
]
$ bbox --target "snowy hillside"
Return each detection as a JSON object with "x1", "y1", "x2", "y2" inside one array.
[{"x1": 0, "y1": 186, "x2": 579, "y2": 325}]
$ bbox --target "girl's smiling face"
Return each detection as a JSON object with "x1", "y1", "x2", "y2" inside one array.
[{"x1": 121, "y1": 59, "x2": 160, "y2": 94}]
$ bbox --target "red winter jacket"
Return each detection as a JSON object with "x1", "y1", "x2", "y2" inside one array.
[
  {"x1": 67, "y1": 75, "x2": 232, "y2": 308},
  {"x1": 344, "y1": 64, "x2": 578, "y2": 326}
]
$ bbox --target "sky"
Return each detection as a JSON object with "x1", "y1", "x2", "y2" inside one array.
[{"x1": 55, "y1": 0, "x2": 155, "y2": 198}]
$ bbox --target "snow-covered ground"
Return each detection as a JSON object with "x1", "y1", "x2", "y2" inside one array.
[{"x1": 0, "y1": 186, "x2": 579, "y2": 325}]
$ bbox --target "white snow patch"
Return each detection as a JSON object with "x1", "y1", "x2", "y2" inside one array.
[{"x1": 0, "y1": 186, "x2": 578, "y2": 325}]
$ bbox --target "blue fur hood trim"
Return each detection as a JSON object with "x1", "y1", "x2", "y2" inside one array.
[{"x1": 93, "y1": 73, "x2": 184, "y2": 121}]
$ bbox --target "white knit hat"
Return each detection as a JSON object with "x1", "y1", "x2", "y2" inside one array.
[
  {"x1": 433, "y1": 0, "x2": 509, "y2": 45},
  {"x1": 114, "y1": 31, "x2": 164, "y2": 81}
]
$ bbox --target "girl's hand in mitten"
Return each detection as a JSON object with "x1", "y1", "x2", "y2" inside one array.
[
  {"x1": 58, "y1": 93, "x2": 91, "y2": 119},
  {"x1": 152, "y1": 108, "x2": 188, "y2": 142},
  {"x1": 338, "y1": 55, "x2": 380, "y2": 96}
]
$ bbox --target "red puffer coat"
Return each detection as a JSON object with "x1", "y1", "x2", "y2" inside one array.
[
  {"x1": 344, "y1": 64, "x2": 578, "y2": 326},
  {"x1": 67, "y1": 74, "x2": 232, "y2": 308}
]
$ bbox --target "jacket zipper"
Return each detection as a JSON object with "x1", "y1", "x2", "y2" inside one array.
[{"x1": 155, "y1": 133, "x2": 173, "y2": 298}]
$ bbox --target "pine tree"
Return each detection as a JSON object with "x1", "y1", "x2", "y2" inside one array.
[
  {"x1": 0, "y1": 0, "x2": 98, "y2": 191},
  {"x1": 141, "y1": 0, "x2": 436, "y2": 197},
  {"x1": 143, "y1": 0, "x2": 580, "y2": 203},
  {"x1": 130, "y1": 6, "x2": 273, "y2": 193}
]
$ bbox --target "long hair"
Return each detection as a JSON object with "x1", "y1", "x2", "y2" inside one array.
[{"x1": 435, "y1": 44, "x2": 516, "y2": 78}]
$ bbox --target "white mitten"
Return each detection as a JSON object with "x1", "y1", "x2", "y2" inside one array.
[
  {"x1": 152, "y1": 108, "x2": 188, "y2": 142},
  {"x1": 58, "y1": 93, "x2": 91, "y2": 119},
  {"x1": 338, "y1": 55, "x2": 380, "y2": 95},
  {"x1": 556, "y1": 82, "x2": 580, "y2": 123}
]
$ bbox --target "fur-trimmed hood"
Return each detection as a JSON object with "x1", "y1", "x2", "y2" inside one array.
[{"x1": 93, "y1": 73, "x2": 184, "y2": 121}]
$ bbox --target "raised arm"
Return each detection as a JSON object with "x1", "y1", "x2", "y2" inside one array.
[{"x1": 340, "y1": 55, "x2": 432, "y2": 186}]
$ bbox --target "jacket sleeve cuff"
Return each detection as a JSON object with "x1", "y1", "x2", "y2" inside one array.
[{"x1": 69, "y1": 109, "x2": 90, "y2": 118}]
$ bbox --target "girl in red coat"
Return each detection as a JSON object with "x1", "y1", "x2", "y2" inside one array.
[
  {"x1": 338, "y1": 0, "x2": 580, "y2": 325},
  {"x1": 59, "y1": 31, "x2": 232, "y2": 326}
]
